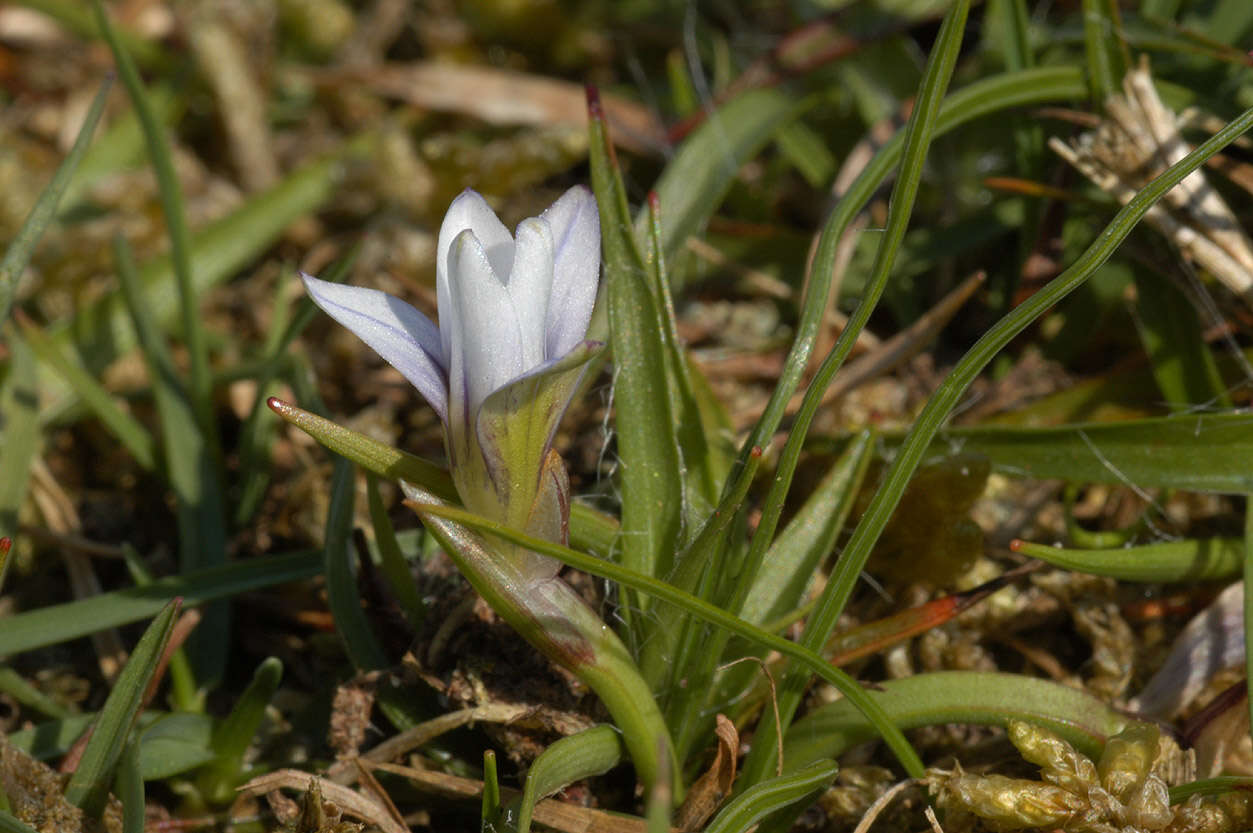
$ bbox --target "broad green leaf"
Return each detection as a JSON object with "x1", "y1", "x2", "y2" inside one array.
[
  {"x1": 324, "y1": 458, "x2": 389, "y2": 670},
  {"x1": 704, "y1": 760, "x2": 839, "y2": 833},
  {"x1": 0, "y1": 550, "x2": 320, "y2": 657},
  {"x1": 511, "y1": 725, "x2": 625, "y2": 833},
  {"x1": 1011, "y1": 537, "x2": 1242, "y2": 582},
  {"x1": 928, "y1": 413, "x2": 1253, "y2": 492},
  {"x1": 0, "y1": 76, "x2": 111, "y2": 321},
  {"x1": 589, "y1": 93, "x2": 684, "y2": 612},
  {"x1": 64, "y1": 599, "x2": 179, "y2": 817},
  {"x1": 138, "y1": 712, "x2": 216, "y2": 779}
]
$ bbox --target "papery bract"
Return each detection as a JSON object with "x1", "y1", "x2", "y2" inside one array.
[{"x1": 302, "y1": 186, "x2": 601, "y2": 569}]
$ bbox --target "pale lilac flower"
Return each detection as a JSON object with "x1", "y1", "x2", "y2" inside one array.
[{"x1": 302, "y1": 186, "x2": 601, "y2": 541}]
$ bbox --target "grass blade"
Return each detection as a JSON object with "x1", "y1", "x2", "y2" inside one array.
[
  {"x1": 324, "y1": 458, "x2": 389, "y2": 670},
  {"x1": 0, "y1": 336, "x2": 39, "y2": 576},
  {"x1": 1011, "y1": 537, "x2": 1242, "y2": 582},
  {"x1": 92, "y1": 0, "x2": 213, "y2": 446},
  {"x1": 0, "y1": 75, "x2": 111, "y2": 321},
  {"x1": 0, "y1": 551, "x2": 320, "y2": 657},
  {"x1": 64, "y1": 598, "x2": 179, "y2": 817},
  {"x1": 740, "y1": 0, "x2": 972, "y2": 787},
  {"x1": 117, "y1": 739, "x2": 144, "y2": 833},
  {"x1": 703, "y1": 760, "x2": 839, "y2": 833}
]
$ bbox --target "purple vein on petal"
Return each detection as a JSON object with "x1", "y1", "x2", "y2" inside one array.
[{"x1": 301, "y1": 272, "x2": 450, "y2": 423}]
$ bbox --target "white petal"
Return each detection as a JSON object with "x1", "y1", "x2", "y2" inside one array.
[
  {"x1": 541, "y1": 185, "x2": 600, "y2": 358},
  {"x1": 437, "y1": 189, "x2": 514, "y2": 361},
  {"x1": 508, "y1": 217, "x2": 555, "y2": 370},
  {"x1": 447, "y1": 229, "x2": 524, "y2": 427},
  {"x1": 301, "y1": 272, "x2": 448, "y2": 422}
]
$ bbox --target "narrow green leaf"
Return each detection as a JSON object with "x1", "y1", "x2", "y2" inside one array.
[
  {"x1": 1169, "y1": 776, "x2": 1253, "y2": 803},
  {"x1": 0, "y1": 551, "x2": 320, "y2": 657},
  {"x1": 0, "y1": 335, "x2": 39, "y2": 578},
  {"x1": 740, "y1": 0, "x2": 972, "y2": 788},
  {"x1": 43, "y1": 144, "x2": 356, "y2": 418},
  {"x1": 367, "y1": 475, "x2": 425, "y2": 629},
  {"x1": 64, "y1": 599, "x2": 179, "y2": 817},
  {"x1": 201, "y1": 657, "x2": 283, "y2": 802},
  {"x1": 741, "y1": 431, "x2": 874, "y2": 628},
  {"x1": 324, "y1": 458, "x2": 388, "y2": 670},
  {"x1": 0, "y1": 76, "x2": 111, "y2": 321},
  {"x1": 16, "y1": 316, "x2": 157, "y2": 471},
  {"x1": 1011, "y1": 537, "x2": 1242, "y2": 582},
  {"x1": 93, "y1": 0, "x2": 213, "y2": 446},
  {"x1": 0, "y1": 668, "x2": 73, "y2": 720},
  {"x1": 117, "y1": 739, "x2": 144, "y2": 833},
  {"x1": 1081, "y1": 0, "x2": 1127, "y2": 102},
  {"x1": 512, "y1": 725, "x2": 624, "y2": 833},
  {"x1": 704, "y1": 760, "x2": 839, "y2": 833},
  {"x1": 639, "y1": 88, "x2": 805, "y2": 265},
  {"x1": 115, "y1": 233, "x2": 229, "y2": 683},
  {"x1": 1131, "y1": 270, "x2": 1229, "y2": 410},
  {"x1": 589, "y1": 92, "x2": 684, "y2": 611},
  {"x1": 482, "y1": 750, "x2": 501, "y2": 830},
  {"x1": 0, "y1": 811, "x2": 39, "y2": 833}
]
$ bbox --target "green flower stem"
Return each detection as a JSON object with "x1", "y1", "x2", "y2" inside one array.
[{"x1": 400, "y1": 481, "x2": 682, "y2": 800}]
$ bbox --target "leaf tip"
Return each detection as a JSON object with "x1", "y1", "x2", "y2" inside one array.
[{"x1": 586, "y1": 84, "x2": 602, "y2": 120}]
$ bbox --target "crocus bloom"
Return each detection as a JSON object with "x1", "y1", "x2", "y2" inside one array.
[{"x1": 302, "y1": 186, "x2": 601, "y2": 568}]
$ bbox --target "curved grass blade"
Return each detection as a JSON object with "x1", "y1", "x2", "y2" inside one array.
[
  {"x1": 739, "y1": 0, "x2": 972, "y2": 787},
  {"x1": 408, "y1": 501, "x2": 924, "y2": 778},
  {"x1": 703, "y1": 760, "x2": 839, "y2": 833},
  {"x1": 1011, "y1": 537, "x2": 1242, "y2": 582},
  {"x1": 1132, "y1": 270, "x2": 1229, "y2": 410},
  {"x1": 0, "y1": 76, "x2": 112, "y2": 321},
  {"x1": 784, "y1": 671, "x2": 1131, "y2": 768},
  {"x1": 766, "y1": 66, "x2": 1253, "y2": 790},
  {"x1": 63, "y1": 598, "x2": 179, "y2": 817},
  {"x1": 1081, "y1": 0, "x2": 1127, "y2": 101},
  {"x1": 324, "y1": 458, "x2": 389, "y2": 670},
  {"x1": 511, "y1": 725, "x2": 625, "y2": 833},
  {"x1": 0, "y1": 551, "x2": 320, "y2": 657}
]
